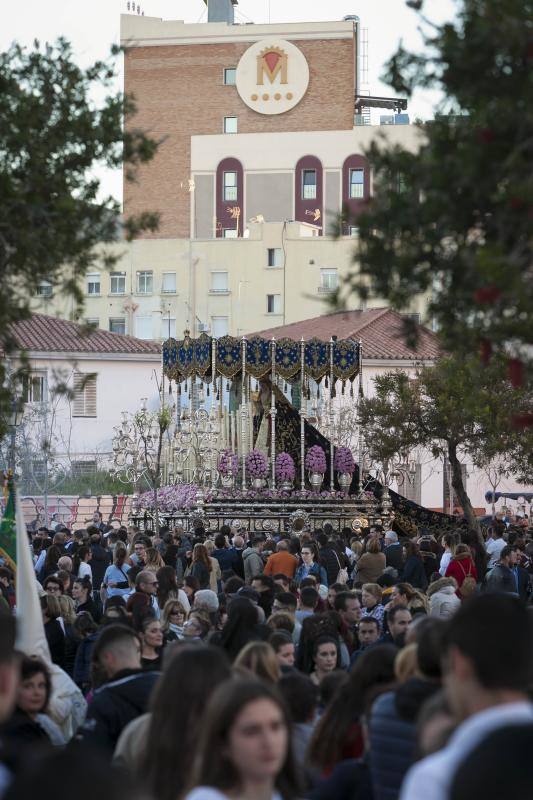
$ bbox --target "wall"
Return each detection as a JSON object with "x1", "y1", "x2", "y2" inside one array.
[{"x1": 122, "y1": 16, "x2": 356, "y2": 238}]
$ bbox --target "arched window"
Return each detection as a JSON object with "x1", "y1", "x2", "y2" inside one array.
[
  {"x1": 342, "y1": 154, "x2": 370, "y2": 234},
  {"x1": 216, "y1": 158, "x2": 244, "y2": 238},
  {"x1": 295, "y1": 155, "x2": 323, "y2": 234}
]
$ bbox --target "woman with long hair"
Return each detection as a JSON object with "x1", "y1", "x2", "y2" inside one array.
[
  {"x1": 136, "y1": 614, "x2": 164, "y2": 671},
  {"x1": 294, "y1": 543, "x2": 324, "y2": 587},
  {"x1": 183, "y1": 575, "x2": 200, "y2": 604},
  {"x1": 189, "y1": 544, "x2": 212, "y2": 590},
  {"x1": 114, "y1": 646, "x2": 231, "y2": 800},
  {"x1": 2, "y1": 656, "x2": 55, "y2": 750},
  {"x1": 145, "y1": 547, "x2": 165, "y2": 572},
  {"x1": 445, "y1": 542, "x2": 478, "y2": 598},
  {"x1": 401, "y1": 541, "x2": 428, "y2": 591},
  {"x1": 183, "y1": 679, "x2": 300, "y2": 800},
  {"x1": 156, "y1": 565, "x2": 181, "y2": 609},
  {"x1": 211, "y1": 598, "x2": 265, "y2": 662},
  {"x1": 307, "y1": 644, "x2": 397, "y2": 776},
  {"x1": 41, "y1": 545, "x2": 62, "y2": 580},
  {"x1": 40, "y1": 594, "x2": 66, "y2": 670},
  {"x1": 354, "y1": 537, "x2": 386, "y2": 584},
  {"x1": 309, "y1": 635, "x2": 341, "y2": 686},
  {"x1": 234, "y1": 641, "x2": 281, "y2": 684},
  {"x1": 102, "y1": 542, "x2": 131, "y2": 598},
  {"x1": 73, "y1": 545, "x2": 92, "y2": 582},
  {"x1": 161, "y1": 598, "x2": 188, "y2": 642}
]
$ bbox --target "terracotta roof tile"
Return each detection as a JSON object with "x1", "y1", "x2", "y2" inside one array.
[
  {"x1": 254, "y1": 307, "x2": 441, "y2": 361},
  {"x1": 8, "y1": 313, "x2": 161, "y2": 355}
]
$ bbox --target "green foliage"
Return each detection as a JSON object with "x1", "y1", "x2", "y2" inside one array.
[
  {"x1": 0, "y1": 38, "x2": 159, "y2": 433},
  {"x1": 340, "y1": 0, "x2": 533, "y2": 369}
]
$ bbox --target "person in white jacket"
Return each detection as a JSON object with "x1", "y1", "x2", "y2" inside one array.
[{"x1": 427, "y1": 577, "x2": 461, "y2": 619}]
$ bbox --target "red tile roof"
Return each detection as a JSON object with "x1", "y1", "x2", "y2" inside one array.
[
  {"x1": 254, "y1": 307, "x2": 441, "y2": 360},
  {"x1": 8, "y1": 313, "x2": 161, "y2": 355}
]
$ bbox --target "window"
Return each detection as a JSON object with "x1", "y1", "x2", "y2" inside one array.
[
  {"x1": 302, "y1": 169, "x2": 317, "y2": 200},
  {"x1": 349, "y1": 226, "x2": 359, "y2": 237},
  {"x1": 224, "y1": 68, "x2": 236, "y2": 85},
  {"x1": 161, "y1": 317, "x2": 176, "y2": 340},
  {"x1": 211, "y1": 317, "x2": 229, "y2": 338},
  {"x1": 320, "y1": 269, "x2": 338, "y2": 292},
  {"x1": 267, "y1": 248, "x2": 282, "y2": 268},
  {"x1": 349, "y1": 168, "x2": 364, "y2": 198},
  {"x1": 403, "y1": 312, "x2": 421, "y2": 324},
  {"x1": 136, "y1": 270, "x2": 153, "y2": 294},
  {"x1": 109, "y1": 318, "x2": 126, "y2": 334},
  {"x1": 36, "y1": 281, "x2": 53, "y2": 298},
  {"x1": 23, "y1": 373, "x2": 46, "y2": 403},
  {"x1": 162, "y1": 272, "x2": 177, "y2": 294},
  {"x1": 223, "y1": 229, "x2": 238, "y2": 238},
  {"x1": 211, "y1": 272, "x2": 229, "y2": 293},
  {"x1": 86, "y1": 273, "x2": 100, "y2": 296},
  {"x1": 224, "y1": 116, "x2": 238, "y2": 134},
  {"x1": 135, "y1": 316, "x2": 153, "y2": 340},
  {"x1": 267, "y1": 294, "x2": 282, "y2": 314},
  {"x1": 73, "y1": 373, "x2": 97, "y2": 418},
  {"x1": 223, "y1": 171, "x2": 238, "y2": 201},
  {"x1": 85, "y1": 318, "x2": 99, "y2": 328},
  {"x1": 110, "y1": 272, "x2": 126, "y2": 295}
]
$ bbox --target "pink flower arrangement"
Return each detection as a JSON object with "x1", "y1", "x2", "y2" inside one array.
[
  {"x1": 218, "y1": 448, "x2": 239, "y2": 477},
  {"x1": 137, "y1": 483, "x2": 206, "y2": 512},
  {"x1": 334, "y1": 446, "x2": 355, "y2": 474},
  {"x1": 305, "y1": 445, "x2": 327, "y2": 474},
  {"x1": 275, "y1": 452, "x2": 296, "y2": 482},
  {"x1": 245, "y1": 449, "x2": 269, "y2": 479}
]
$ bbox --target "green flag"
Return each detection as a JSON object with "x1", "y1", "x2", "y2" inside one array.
[{"x1": 0, "y1": 475, "x2": 16, "y2": 571}]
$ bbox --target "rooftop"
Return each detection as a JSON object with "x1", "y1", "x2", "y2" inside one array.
[
  {"x1": 254, "y1": 307, "x2": 441, "y2": 361},
  {"x1": 8, "y1": 314, "x2": 161, "y2": 356}
]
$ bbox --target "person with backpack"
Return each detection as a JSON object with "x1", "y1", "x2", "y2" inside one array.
[{"x1": 445, "y1": 543, "x2": 478, "y2": 599}]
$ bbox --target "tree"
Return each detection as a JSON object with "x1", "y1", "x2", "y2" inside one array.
[
  {"x1": 340, "y1": 0, "x2": 533, "y2": 397},
  {"x1": 358, "y1": 355, "x2": 532, "y2": 536},
  {"x1": 0, "y1": 38, "x2": 159, "y2": 431}
]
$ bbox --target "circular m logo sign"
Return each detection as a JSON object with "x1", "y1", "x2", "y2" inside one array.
[{"x1": 236, "y1": 39, "x2": 310, "y2": 115}]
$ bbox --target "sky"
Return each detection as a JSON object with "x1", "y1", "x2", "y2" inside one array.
[{"x1": 3, "y1": 0, "x2": 457, "y2": 202}]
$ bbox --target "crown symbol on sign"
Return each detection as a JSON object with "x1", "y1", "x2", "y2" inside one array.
[{"x1": 258, "y1": 45, "x2": 286, "y2": 59}]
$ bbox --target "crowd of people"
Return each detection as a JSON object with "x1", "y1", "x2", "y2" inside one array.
[{"x1": 0, "y1": 508, "x2": 532, "y2": 799}]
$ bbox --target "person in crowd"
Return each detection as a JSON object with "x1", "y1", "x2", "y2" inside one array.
[
  {"x1": 389, "y1": 582, "x2": 428, "y2": 616},
  {"x1": 145, "y1": 547, "x2": 165, "y2": 573},
  {"x1": 316, "y1": 533, "x2": 343, "y2": 587},
  {"x1": 77, "y1": 624, "x2": 160, "y2": 755},
  {"x1": 269, "y1": 631, "x2": 296, "y2": 670},
  {"x1": 235, "y1": 641, "x2": 281, "y2": 684},
  {"x1": 115, "y1": 646, "x2": 231, "y2": 800},
  {"x1": 278, "y1": 671, "x2": 318, "y2": 780},
  {"x1": 243, "y1": 536, "x2": 266, "y2": 583},
  {"x1": 450, "y1": 724, "x2": 533, "y2": 800},
  {"x1": 250, "y1": 574, "x2": 276, "y2": 618},
  {"x1": 400, "y1": 594, "x2": 533, "y2": 800},
  {"x1": 310, "y1": 635, "x2": 342, "y2": 686},
  {"x1": 42, "y1": 575, "x2": 63, "y2": 596},
  {"x1": 136, "y1": 614, "x2": 164, "y2": 671},
  {"x1": 128, "y1": 540, "x2": 148, "y2": 568},
  {"x1": 1, "y1": 656, "x2": 54, "y2": 755},
  {"x1": 183, "y1": 575, "x2": 200, "y2": 605},
  {"x1": 56, "y1": 594, "x2": 79, "y2": 675},
  {"x1": 211, "y1": 597, "x2": 267, "y2": 660},
  {"x1": 72, "y1": 575, "x2": 100, "y2": 620},
  {"x1": 295, "y1": 544, "x2": 324, "y2": 587},
  {"x1": 126, "y1": 570, "x2": 160, "y2": 624},
  {"x1": 418, "y1": 538, "x2": 439, "y2": 582},
  {"x1": 415, "y1": 690, "x2": 455, "y2": 760},
  {"x1": 228, "y1": 533, "x2": 246, "y2": 580},
  {"x1": 350, "y1": 616, "x2": 381, "y2": 667},
  {"x1": 308, "y1": 645, "x2": 397, "y2": 778},
  {"x1": 361, "y1": 583, "x2": 385, "y2": 627},
  {"x1": 380, "y1": 605, "x2": 412, "y2": 649},
  {"x1": 91, "y1": 511, "x2": 107, "y2": 532},
  {"x1": 484, "y1": 522, "x2": 506, "y2": 569},
  {"x1": 161, "y1": 599, "x2": 188, "y2": 642},
  {"x1": 384, "y1": 531, "x2": 404, "y2": 572},
  {"x1": 102, "y1": 542, "x2": 130, "y2": 599},
  {"x1": 438, "y1": 533, "x2": 459, "y2": 576},
  {"x1": 333, "y1": 592, "x2": 362, "y2": 641},
  {"x1": 182, "y1": 610, "x2": 212, "y2": 641},
  {"x1": 155, "y1": 565, "x2": 188, "y2": 610},
  {"x1": 263, "y1": 540, "x2": 299, "y2": 579},
  {"x1": 73, "y1": 545, "x2": 93, "y2": 582},
  {"x1": 39, "y1": 545, "x2": 63, "y2": 582},
  {"x1": 355, "y1": 537, "x2": 387, "y2": 584},
  {"x1": 401, "y1": 541, "x2": 428, "y2": 591},
  {"x1": 89, "y1": 533, "x2": 111, "y2": 595},
  {"x1": 183, "y1": 679, "x2": 300, "y2": 800},
  {"x1": 444, "y1": 543, "x2": 478, "y2": 598},
  {"x1": 485, "y1": 545, "x2": 530, "y2": 600},
  {"x1": 40, "y1": 594, "x2": 66, "y2": 669},
  {"x1": 188, "y1": 543, "x2": 212, "y2": 590},
  {"x1": 369, "y1": 619, "x2": 445, "y2": 799},
  {"x1": 212, "y1": 533, "x2": 239, "y2": 574},
  {"x1": 326, "y1": 582, "x2": 345, "y2": 610},
  {"x1": 427, "y1": 576, "x2": 461, "y2": 618},
  {"x1": 73, "y1": 613, "x2": 100, "y2": 693},
  {"x1": 296, "y1": 587, "x2": 319, "y2": 622}
]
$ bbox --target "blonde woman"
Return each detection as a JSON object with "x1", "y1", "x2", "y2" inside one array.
[
  {"x1": 234, "y1": 641, "x2": 281, "y2": 684},
  {"x1": 145, "y1": 547, "x2": 165, "y2": 572},
  {"x1": 161, "y1": 598, "x2": 188, "y2": 642}
]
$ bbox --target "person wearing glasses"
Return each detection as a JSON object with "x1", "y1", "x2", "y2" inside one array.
[{"x1": 126, "y1": 570, "x2": 160, "y2": 627}]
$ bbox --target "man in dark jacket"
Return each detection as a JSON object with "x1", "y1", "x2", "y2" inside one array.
[
  {"x1": 212, "y1": 533, "x2": 241, "y2": 574},
  {"x1": 317, "y1": 533, "x2": 342, "y2": 586},
  {"x1": 77, "y1": 625, "x2": 159, "y2": 756},
  {"x1": 89, "y1": 532, "x2": 112, "y2": 592},
  {"x1": 384, "y1": 531, "x2": 404, "y2": 572},
  {"x1": 369, "y1": 619, "x2": 445, "y2": 800},
  {"x1": 485, "y1": 545, "x2": 530, "y2": 601}
]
